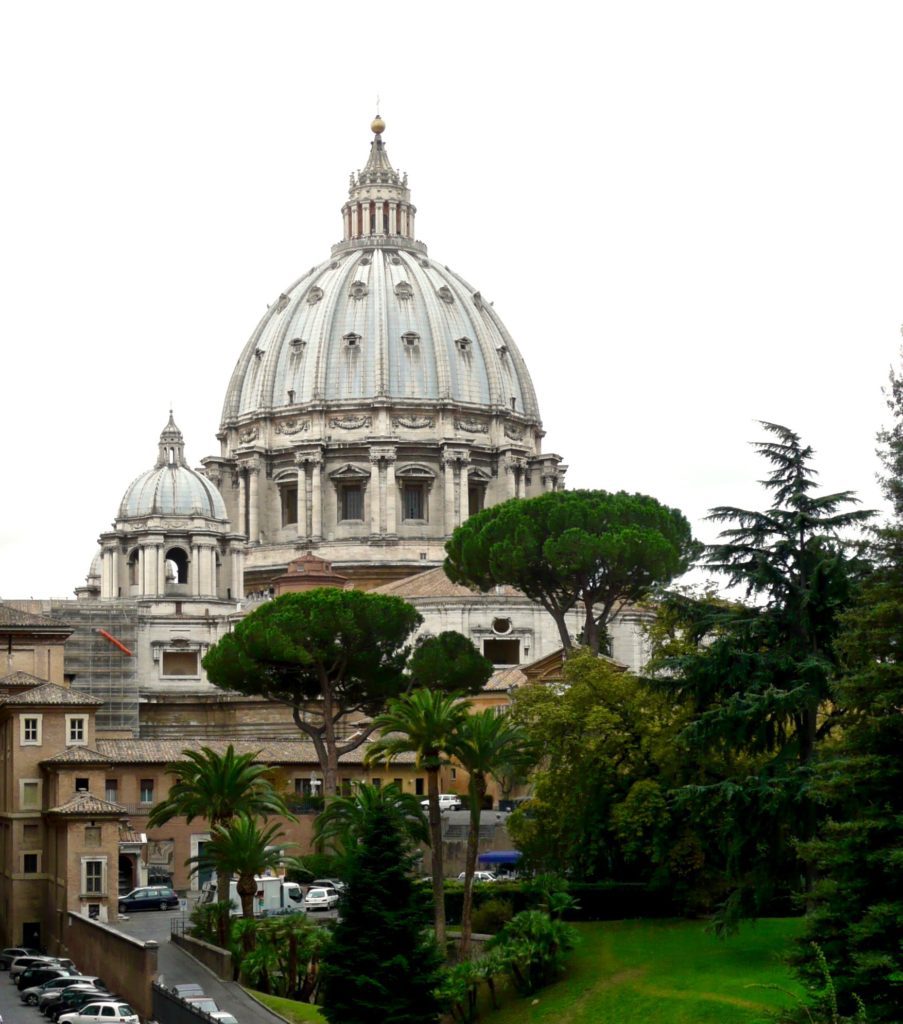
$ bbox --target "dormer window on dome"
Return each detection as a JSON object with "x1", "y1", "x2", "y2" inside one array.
[
  {"x1": 402, "y1": 332, "x2": 420, "y2": 348},
  {"x1": 290, "y1": 337, "x2": 306, "y2": 351},
  {"x1": 456, "y1": 337, "x2": 472, "y2": 353},
  {"x1": 307, "y1": 287, "x2": 323, "y2": 305},
  {"x1": 344, "y1": 332, "x2": 362, "y2": 349},
  {"x1": 350, "y1": 281, "x2": 368, "y2": 300},
  {"x1": 437, "y1": 285, "x2": 454, "y2": 304},
  {"x1": 395, "y1": 281, "x2": 413, "y2": 300}
]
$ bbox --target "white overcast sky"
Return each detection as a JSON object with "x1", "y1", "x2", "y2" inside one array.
[{"x1": 2, "y1": 1, "x2": 902, "y2": 598}]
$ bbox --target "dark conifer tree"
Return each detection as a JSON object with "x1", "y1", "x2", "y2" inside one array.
[
  {"x1": 655, "y1": 423, "x2": 872, "y2": 928},
  {"x1": 319, "y1": 784, "x2": 443, "y2": 1024},
  {"x1": 794, "y1": 370, "x2": 903, "y2": 1020}
]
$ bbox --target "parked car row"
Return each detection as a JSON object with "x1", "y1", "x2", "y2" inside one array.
[
  {"x1": 0, "y1": 948, "x2": 138, "y2": 1022},
  {"x1": 169, "y1": 982, "x2": 238, "y2": 1023}
]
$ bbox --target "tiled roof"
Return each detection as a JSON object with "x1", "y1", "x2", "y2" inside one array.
[
  {"x1": 0, "y1": 682, "x2": 104, "y2": 707},
  {"x1": 484, "y1": 667, "x2": 527, "y2": 691},
  {"x1": 371, "y1": 567, "x2": 522, "y2": 599},
  {"x1": 94, "y1": 737, "x2": 416, "y2": 766},
  {"x1": 48, "y1": 791, "x2": 128, "y2": 816},
  {"x1": 0, "y1": 604, "x2": 69, "y2": 629},
  {"x1": 41, "y1": 746, "x2": 112, "y2": 765},
  {"x1": 0, "y1": 671, "x2": 50, "y2": 688},
  {"x1": 119, "y1": 825, "x2": 146, "y2": 844}
]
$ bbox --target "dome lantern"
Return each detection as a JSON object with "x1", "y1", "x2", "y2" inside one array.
[{"x1": 338, "y1": 115, "x2": 417, "y2": 250}]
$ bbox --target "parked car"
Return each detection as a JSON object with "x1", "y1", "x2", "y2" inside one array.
[
  {"x1": 311, "y1": 877, "x2": 345, "y2": 892},
  {"x1": 58, "y1": 1000, "x2": 138, "y2": 1023},
  {"x1": 421, "y1": 794, "x2": 462, "y2": 812},
  {"x1": 18, "y1": 965, "x2": 75, "y2": 990},
  {"x1": 32, "y1": 977, "x2": 107, "y2": 1009},
  {"x1": 457, "y1": 871, "x2": 497, "y2": 883},
  {"x1": 48, "y1": 987, "x2": 113, "y2": 1020},
  {"x1": 303, "y1": 886, "x2": 340, "y2": 912},
  {"x1": 118, "y1": 885, "x2": 179, "y2": 912},
  {"x1": 0, "y1": 947, "x2": 41, "y2": 969},
  {"x1": 169, "y1": 983, "x2": 205, "y2": 998},
  {"x1": 184, "y1": 996, "x2": 219, "y2": 1013},
  {"x1": 9, "y1": 956, "x2": 64, "y2": 981}
]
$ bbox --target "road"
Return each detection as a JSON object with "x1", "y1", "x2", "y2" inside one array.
[{"x1": 0, "y1": 905, "x2": 333, "y2": 1024}]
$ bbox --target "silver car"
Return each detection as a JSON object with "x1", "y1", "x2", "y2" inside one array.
[{"x1": 303, "y1": 886, "x2": 339, "y2": 911}]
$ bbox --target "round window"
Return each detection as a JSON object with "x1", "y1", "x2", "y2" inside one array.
[{"x1": 492, "y1": 617, "x2": 512, "y2": 635}]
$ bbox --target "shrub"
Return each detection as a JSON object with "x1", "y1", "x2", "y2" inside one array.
[{"x1": 470, "y1": 898, "x2": 514, "y2": 935}]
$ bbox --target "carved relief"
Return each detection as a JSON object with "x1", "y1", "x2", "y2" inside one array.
[
  {"x1": 437, "y1": 285, "x2": 454, "y2": 304},
  {"x1": 454, "y1": 417, "x2": 488, "y2": 434},
  {"x1": 274, "y1": 293, "x2": 290, "y2": 312},
  {"x1": 238, "y1": 427, "x2": 259, "y2": 444},
  {"x1": 306, "y1": 287, "x2": 323, "y2": 305},
  {"x1": 504, "y1": 424, "x2": 525, "y2": 441},
  {"x1": 395, "y1": 281, "x2": 413, "y2": 300},
  {"x1": 349, "y1": 281, "x2": 368, "y2": 300},
  {"x1": 329, "y1": 415, "x2": 372, "y2": 430},
  {"x1": 275, "y1": 418, "x2": 311, "y2": 436},
  {"x1": 391, "y1": 415, "x2": 434, "y2": 429}
]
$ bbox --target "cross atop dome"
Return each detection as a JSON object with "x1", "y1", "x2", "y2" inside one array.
[{"x1": 339, "y1": 115, "x2": 417, "y2": 250}]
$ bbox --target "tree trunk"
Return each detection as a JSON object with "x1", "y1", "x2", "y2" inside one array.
[
  {"x1": 427, "y1": 764, "x2": 446, "y2": 948},
  {"x1": 458, "y1": 774, "x2": 486, "y2": 959},
  {"x1": 582, "y1": 598, "x2": 600, "y2": 654},
  {"x1": 237, "y1": 874, "x2": 257, "y2": 919},
  {"x1": 551, "y1": 609, "x2": 573, "y2": 651}
]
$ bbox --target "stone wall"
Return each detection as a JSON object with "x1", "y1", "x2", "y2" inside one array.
[
  {"x1": 66, "y1": 912, "x2": 158, "y2": 1021},
  {"x1": 170, "y1": 930, "x2": 233, "y2": 980}
]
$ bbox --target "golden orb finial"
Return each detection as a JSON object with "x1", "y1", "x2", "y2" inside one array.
[{"x1": 371, "y1": 114, "x2": 385, "y2": 135}]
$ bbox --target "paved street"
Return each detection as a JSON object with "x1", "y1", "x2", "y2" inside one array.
[{"x1": 0, "y1": 905, "x2": 333, "y2": 1024}]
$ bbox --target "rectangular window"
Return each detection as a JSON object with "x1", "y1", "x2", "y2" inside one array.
[
  {"x1": 402, "y1": 483, "x2": 425, "y2": 520},
  {"x1": 161, "y1": 650, "x2": 199, "y2": 676},
  {"x1": 21, "y1": 780, "x2": 40, "y2": 810},
  {"x1": 140, "y1": 779, "x2": 154, "y2": 804},
  {"x1": 66, "y1": 715, "x2": 87, "y2": 746},
  {"x1": 483, "y1": 638, "x2": 521, "y2": 665},
  {"x1": 23, "y1": 853, "x2": 39, "y2": 873},
  {"x1": 371, "y1": 777, "x2": 382, "y2": 789},
  {"x1": 282, "y1": 486, "x2": 298, "y2": 526},
  {"x1": 75, "y1": 778, "x2": 89, "y2": 792},
  {"x1": 83, "y1": 859, "x2": 104, "y2": 895},
  {"x1": 415, "y1": 777, "x2": 425, "y2": 796},
  {"x1": 340, "y1": 484, "x2": 363, "y2": 521},
  {"x1": 105, "y1": 779, "x2": 118, "y2": 803},
  {"x1": 393, "y1": 778, "x2": 403, "y2": 789},
  {"x1": 468, "y1": 486, "x2": 485, "y2": 516},
  {"x1": 20, "y1": 715, "x2": 42, "y2": 746},
  {"x1": 341, "y1": 778, "x2": 352, "y2": 797}
]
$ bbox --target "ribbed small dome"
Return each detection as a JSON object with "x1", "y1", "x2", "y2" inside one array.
[{"x1": 119, "y1": 414, "x2": 227, "y2": 521}]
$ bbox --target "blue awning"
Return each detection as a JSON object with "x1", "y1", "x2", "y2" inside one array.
[{"x1": 477, "y1": 850, "x2": 522, "y2": 865}]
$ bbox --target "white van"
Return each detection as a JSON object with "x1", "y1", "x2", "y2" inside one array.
[{"x1": 421, "y1": 794, "x2": 462, "y2": 812}]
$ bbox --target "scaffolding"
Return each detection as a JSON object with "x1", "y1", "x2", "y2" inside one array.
[{"x1": 48, "y1": 601, "x2": 140, "y2": 732}]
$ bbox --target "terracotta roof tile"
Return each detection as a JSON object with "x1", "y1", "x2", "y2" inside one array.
[
  {"x1": 0, "y1": 682, "x2": 104, "y2": 707},
  {"x1": 0, "y1": 671, "x2": 50, "y2": 688},
  {"x1": 41, "y1": 746, "x2": 113, "y2": 765},
  {"x1": 485, "y1": 667, "x2": 527, "y2": 691},
  {"x1": 371, "y1": 567, "x2": 522, "y2": 599},
  {"x1": 48, "y1": 791, "x2": 127, "y2": 816},
  {"x1": 94, "y1": 737, "x2": 416, "y2": 766}
]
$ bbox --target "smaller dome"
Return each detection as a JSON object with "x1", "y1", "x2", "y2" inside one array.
[{"x1": 119, "y1": 414, "x2": 228, "y2": 521}]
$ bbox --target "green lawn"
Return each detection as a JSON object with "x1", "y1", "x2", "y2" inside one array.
[
  {"x1": 246, "y1": 989, "x2": 324, "y2": 1022},
  {"x1": 479, "y1": 918, "x2": 806, "y2": 1024}
]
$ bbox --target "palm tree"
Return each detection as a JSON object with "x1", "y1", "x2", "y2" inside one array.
[
  {"x1": 314, "y1": 781, "x2": 429, "y2": 855},
  {"x1": 366, "y1": 689, "x2": 470, "y2": 947},
  {"x1": 147, "y1": 744, "x2": 292, "y2": 915},
  {"x1": 451, "y1": 709, "x2": 536, "y2": 957},
  {"x1": 188, "y1": 814, "x2": 290, "y2": 919}
]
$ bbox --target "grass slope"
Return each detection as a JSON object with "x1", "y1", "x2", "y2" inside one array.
[
  {"x1": 247, "y1": 989, "x2": 324, "y2": 1022},
  {"x1": 481, "y1": 918, "x2": 805, "y2": 1024}
]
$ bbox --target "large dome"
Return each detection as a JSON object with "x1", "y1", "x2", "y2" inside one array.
[
  {"x1": 120, "y1": 414, "x2": 227, "y2": 520},
  {"x1": 220, "y1": 249, "x2": 539, "y2": 421},
  {"x1": 203, "y1": 118, "x2": 565, "y2": 591}
]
